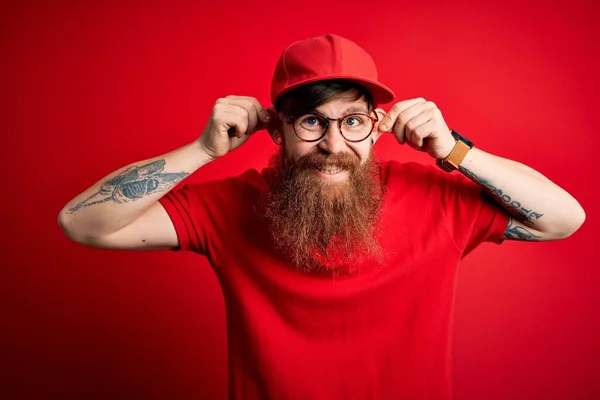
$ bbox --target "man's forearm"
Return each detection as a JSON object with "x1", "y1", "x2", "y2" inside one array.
[
  {"x1": 59, "y1": 140, "x2": 213, "y2": 239},
  {"x1": 457, "y1": 147, "x2": 585, "y2": 237}
]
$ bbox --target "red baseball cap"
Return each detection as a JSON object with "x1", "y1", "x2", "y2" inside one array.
[{"x1": 270, "y1": 34, "x2": 395, "y2": 107}]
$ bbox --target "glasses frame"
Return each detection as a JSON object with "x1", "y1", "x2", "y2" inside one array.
[{"x1": 286, "y1": 110, "x2": 379, "y2": 143}]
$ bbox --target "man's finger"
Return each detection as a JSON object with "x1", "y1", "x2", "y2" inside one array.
[
  {"x1": 244, "y1": 96, "x2": 270, "y2": 124},
  {"x1": 379, "y1": 98, "x2": 426, "y2": 131},
  {"x1": 227, "y1": 99, "x2": 260, "y2": 133},
  {"x1": 254, "y1": 106, "x2": 278, "y2": 132},
  {"x1": 374, "y1": 108, "x2": 386, "y2": 129},
  {"x1": 223, "y1": 110, "x2": 249, "y2": 138},
  {"x1": 227, "y1": 95, "x2": 270, "y2": 124},
  {"x1": 393, "y1": 101, "x2": 429, "y2": 143},
  {"x1": 249, "y1": 98, "x2": 270, "y2": 123}
]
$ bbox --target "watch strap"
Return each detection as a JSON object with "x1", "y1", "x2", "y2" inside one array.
[{"x1": 436, "y1": 130, "x2": 473, "y2": 172}]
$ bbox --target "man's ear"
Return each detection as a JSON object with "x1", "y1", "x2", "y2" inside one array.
[
  {"x1": 265, "y1": 107, "x2": 284, "y2": 145},
  {"x1": 371, "y1": 108, "x2": 387, "y2": 145}
]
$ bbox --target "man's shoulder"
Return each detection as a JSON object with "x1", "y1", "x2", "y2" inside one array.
[
  {"x1": 380, "y1": 159, "x2": 472, "y2": 200},
  {"x1": 228, "y1": 168, "x2": 270, "y2": 189},
  {"x1": 187, "y1": 167, "x2": 269, "y2": 195},
  {"x1": 381, "y1": 159, "x2": 443, "y2": 183},
  {"x1": 381, "y1": 159, "x2": 484, "y2": 206}
]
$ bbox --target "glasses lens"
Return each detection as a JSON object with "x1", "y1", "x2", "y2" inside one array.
[
  {"x1": 294, "y1": 113, "x2": 328, "y2": 141},
  {"x1": 341, "y1": 114, "x2": 374, "y2": 141}
]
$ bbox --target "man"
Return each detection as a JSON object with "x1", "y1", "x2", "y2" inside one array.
[{"x1": 59, "y1": 34, "x2": 585, "y2": 399}]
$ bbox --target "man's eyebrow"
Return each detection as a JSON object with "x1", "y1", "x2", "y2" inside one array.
[
  {"x1": 310, "y1": 105, "x2": 370, "y2": 116},
  {"x1": 342, "y1": 106, "x2": 370, "y2": 114}
]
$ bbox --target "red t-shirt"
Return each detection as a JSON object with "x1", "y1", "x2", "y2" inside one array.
[{"x1": 158, "y1": 160, "x2": 509, "y2": 400}]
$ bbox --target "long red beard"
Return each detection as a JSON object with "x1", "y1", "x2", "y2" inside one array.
[{"x1": 262, "y1": 148, "x2": 385, "y2": 273}]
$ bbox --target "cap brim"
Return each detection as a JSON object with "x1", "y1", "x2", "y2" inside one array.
[{"x1": 273, "y1": 75, "x2": 396, "y2": 106}]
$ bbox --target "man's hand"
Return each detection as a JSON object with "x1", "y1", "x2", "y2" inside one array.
[
  {"x1": 198, "y1": 95, "x2": 271, "y2": 160},
  {"x1": 378, "y1": 98, "x2": 456, "y2": 159}
]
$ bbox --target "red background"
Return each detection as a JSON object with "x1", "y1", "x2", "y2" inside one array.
[{"x1": 2, "y1": 0, "x2": 598, "y2": 399}]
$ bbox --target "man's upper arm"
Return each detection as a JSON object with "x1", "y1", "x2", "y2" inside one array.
[{"x1": 84, "y1": 202, "x2": 179, "y2": 250}]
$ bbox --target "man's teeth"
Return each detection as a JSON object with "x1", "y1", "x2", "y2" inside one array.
[{"x1": 320, "y1": 167, "x2": 343, "y2": 174}]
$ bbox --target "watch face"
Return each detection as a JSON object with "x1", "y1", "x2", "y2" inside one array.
[{"x1": 451, "y1": 130, "x2": 473, "y2": 148}]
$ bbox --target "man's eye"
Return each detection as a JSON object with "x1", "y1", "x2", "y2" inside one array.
[
  {"x1": 346, "y1": 117, "x2": 359, "y2": 126},
  {"x1": 344, "y1": 116, "x2": 366, "y2": 127},
  {"x1": 299, "y1": 115, "x2": 323, "y2": 128}
]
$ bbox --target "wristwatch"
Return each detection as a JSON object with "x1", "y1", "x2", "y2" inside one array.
[{"x1": 436, "y1": 130, "x2": 473, "y2": 172}]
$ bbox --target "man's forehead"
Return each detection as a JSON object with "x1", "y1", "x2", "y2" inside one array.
[{"x1": 314, "y1": 96, "x2": 370, "y2": 116}]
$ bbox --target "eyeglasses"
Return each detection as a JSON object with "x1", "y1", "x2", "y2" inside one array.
[{"x1": 287, "y1": 111, "x2": 379, "y2": 143}]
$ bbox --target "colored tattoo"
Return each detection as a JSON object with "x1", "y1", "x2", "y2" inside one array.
[
  {"x1": 504, "y1": 217, "x2": 542, "y2": 241},
  {"x1": 458, "y1": 165, "x2": 543, "y2": 226},
  {"x1": 68, "y1": 160, "x2": 188, "y2": 213}
]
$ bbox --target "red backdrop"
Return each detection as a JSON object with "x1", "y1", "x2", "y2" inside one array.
[{"x1": 2, "y1": 0, "x2": 598, "y2": 399}]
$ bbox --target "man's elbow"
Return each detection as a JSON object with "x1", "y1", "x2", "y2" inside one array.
[
  {"x1": 569, "y1": 206, "x2": 586, "y2": 235},
  {"x1": 58, "y1": 210, "x2": 78, "y2": 242},
  {"x1": 58, "y1": 209, "x2": 91, "y2": 245},
  {"x1": 553, "y1": 206, "x2": 586, "y2": 239}
]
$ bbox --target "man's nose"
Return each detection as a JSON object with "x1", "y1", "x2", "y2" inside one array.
[{"x1": 318, "y1": 121, "x2": 347, "y2": 154}]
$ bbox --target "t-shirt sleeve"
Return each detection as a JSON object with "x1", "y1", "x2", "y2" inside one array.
[
  {"x1": 157, "y1": 169, "x2": 265, "y2": 260},
  {"x1": 158, "y1": 182, "x2": 218, "y2": 255},
  {"x1": 437, "y1": 169, "x2": 510, "y2": 258}
]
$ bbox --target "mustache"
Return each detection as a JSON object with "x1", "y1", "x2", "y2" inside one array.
[{"x1": 295, "y1": 150, "x2": 360, "y2": 172}]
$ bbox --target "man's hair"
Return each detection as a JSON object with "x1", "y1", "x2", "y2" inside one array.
[{"x1": 274, "y1": 79, "x2": 374, "y2": 118}]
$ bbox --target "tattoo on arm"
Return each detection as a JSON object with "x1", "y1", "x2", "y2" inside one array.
[
  {"x1": 458, "y1": 165, "x2": 543, "y2": 226},
  {"x1": 68, "y1": 160, "x2": 189, "y2": 213},
  {"x1": 504, "y1": 217, "x2": 542, "y2": 241}
]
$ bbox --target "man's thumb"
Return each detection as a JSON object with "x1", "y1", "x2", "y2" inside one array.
[{"x1": 376, "y1": 109, "x2": 390, "y2": 131}]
